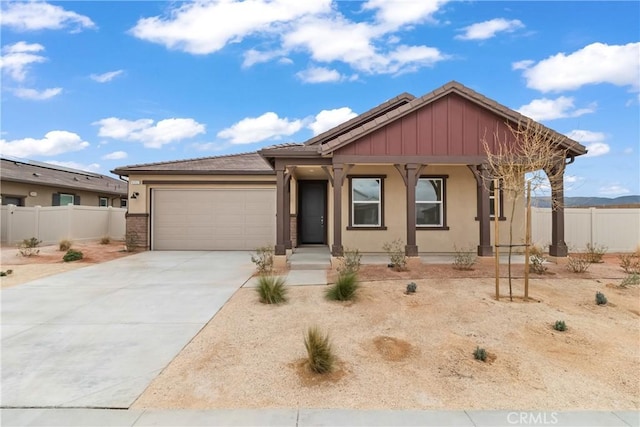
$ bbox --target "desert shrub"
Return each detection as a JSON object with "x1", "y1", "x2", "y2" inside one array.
[
  {"x1": 124, "y1": 230, "x2": 138, "y2": 252},
  {"x1": 406, "y1": 282, "x2": 417, "y2": 293},
  {"x1": 19, "y1": 237, "x2": 42, "y2": 257},
  {"x1": 619, "y1": 252, "x2": 640, "y2": 274},
  {"x1": 304, "y1": 326, "x2": 335, "y2": 374},
  {"x1": 256, "y1": 275, "x2": 287, "y2": 304},
  {"x1": 553, "y1": 320, "x2": 567, "y2": 332},
  {"x1": 620, "y1": 273, "x2": 640, "y2": 288},
  {"x1": 326, "y1": 272, "x2": 359, "y2": 301},
  {"x1": 251, "y1": 246, "x2": 274, "y2": 274},
  {"x1": 63, "y1": 249, "x2": 84, "y2": 262},
  {"x1": 595, "y1": 291, "x2": 607, "y2": 306},
  {"x1": 585, "y1": 243, "x2": 607, "y2": 263},
  {"x1": 473, "y1": 346, "x2": 487, "y2": 362},
  {"x1": 452, "y1": 246, "x2": 477, "y2": 270},
  {"x1": 100, "y1": 236, "x2": 111, "y2": 245},
  {"x1": 382, "y1": 239, "x2": 407, "y2": 271},
  {"x1": 566, "y1": 254, "x2": 590, "y2": 273},
  {"x1": 337, "y1": 247, "x2": 361, "y2": 275},
  {"x1": 0, "y1": 269, "x2": 13, "y2": 277},
  {"x1": 59, "y1": 239, "x2": 72, "y2": 251},
  {"x1": 529, "y1": 254, "x2": 548, "y2": 274}
]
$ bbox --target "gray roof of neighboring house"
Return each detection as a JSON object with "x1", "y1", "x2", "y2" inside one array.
[
  {"x1": 1, "y1": 157, "x2": 127, "y2": 196},
  {"x1": 112, "y1": 152, "x2": 274, "y2": 176}
]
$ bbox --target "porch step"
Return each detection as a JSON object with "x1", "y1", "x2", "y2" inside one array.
[{"x1": 288, "y1": 247, "x2": 331, "y2": 271}]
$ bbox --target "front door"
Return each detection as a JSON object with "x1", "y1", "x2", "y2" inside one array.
[{"x1": 298, "y1": 180, "x2": 327, "y2": 244}]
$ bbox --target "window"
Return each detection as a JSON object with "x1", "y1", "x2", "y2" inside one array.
[
  {"x1": 53, "y1": 193, "x2": 79, "y2": 206},
  {"x1": 416, "y1": 176, "x2": 447, "y2": 228},
  {"x1": 59, "y1": 193, "x2": 75, "y2": 205},
  {"x1": 350, "y1": 177, "x2": 384, "y2": 228},
  {"x1": 489, "y1": 180, "x2": 504, "y2": 218},
  {"x1": 1, "y1": 196, "x2": 24, "y2": 206},
  {"x1": 99, "y1": 197, "x2": 108, "y2": 207},
  {"x1": 120, "y1": 198, "x2": 128, "y2": 208}
]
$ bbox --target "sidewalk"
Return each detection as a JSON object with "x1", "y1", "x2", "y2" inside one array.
[{"x1": 2, "y1": 408, "x2": 638, "y2": 426}]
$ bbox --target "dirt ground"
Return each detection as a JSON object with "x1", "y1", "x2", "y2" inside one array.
[
  {"x1": 134, "y1": 254, "x2": 640, "y2": 411},
  {"x1": 0, "y1": 239, "x2": 135, "y2": 288}
]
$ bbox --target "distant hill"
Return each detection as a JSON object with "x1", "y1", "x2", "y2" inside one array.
[{"x1": 532, "y1": 195, "x2": 640, "y2": 208}]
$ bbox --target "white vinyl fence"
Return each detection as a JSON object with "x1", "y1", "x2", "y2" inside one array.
[
  {"x1": 531, "y1": 207, "x2": 640, "y2": 252},
  {"x1": 0, "y1": 205, "x2": 126, "y2": 246}
]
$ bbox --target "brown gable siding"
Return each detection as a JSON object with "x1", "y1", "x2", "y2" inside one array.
[{"x1": 335, "y1": 93, "x2": 514, "y2": 157}]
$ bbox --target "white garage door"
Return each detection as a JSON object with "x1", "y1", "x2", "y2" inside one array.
[{"x1": 151, "y1": 188, "x2": 276, "y2": 250}]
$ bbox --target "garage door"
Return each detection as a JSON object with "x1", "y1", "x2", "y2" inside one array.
[{"x1": 151, "y1": 188, "x2": 276, "y2": 250}]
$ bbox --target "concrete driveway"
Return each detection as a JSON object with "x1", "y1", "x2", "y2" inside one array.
[{"x1": 1, "y1": 251, "x2": 254, "y2": 408}]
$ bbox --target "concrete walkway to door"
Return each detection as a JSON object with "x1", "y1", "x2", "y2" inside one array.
[{"x1": 1, "y1": 251, "x2": 254, "y2": 409}]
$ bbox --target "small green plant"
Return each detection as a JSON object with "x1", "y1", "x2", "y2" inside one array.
[
  {"x1": 595, "y1": 291, "x2": 607, "y2": 305},
  {"x1": 18, "y1": 237, "x2": 42, "y2": 257},
  {"x1": 256, "y1": 275, "x2": 287, "y2": 304},
  {"x1": 124, "y1": 230, "x2": 138, "y2": 252},
  {"x1": 59, "y1": 239, "x2": 72, "y2": 251},
  {"x1": 566, "y1": 254, "x2": 590, "y2": 273},
  {"x1": 0, "y1": 269, "x2": 13, "y2": 277},
  {"x1": 452, "y1": 246, "x2": 477, "y2": 270},
  {"x1": 619, "y1": 252, "x2": 640, "y2": 274},
  {"x1": 553, "y1": 320, "x2": 567, "y2": 332},
  {"x1": 620, "y1": 273, "x2": 640, "y2": 288},
  {"x1": 100, "y1": 236, "x2": 111, "y2": 245},
  {"x1": 585, "y1": 243, "x2": 607, "y2": 263},
  {"x1": 382, "y1": 239, "x2": 407, "y2": 271},
  {"x1": 337, "y1": 247, "x2": 361, "y2": 275},
  {"x1": 63, "y1": 249, "x2": 84, "y2": 262},
  {"x1": 326, "y1": 272, "x2": 359, "y2": 301},
  {"x1": 406, "y1": 282, "x2": 417, "y2": 294},
  {"x1": 473, "y1": 346, "x2": 487, "y2": 362},
  {"x1": 304, "y1": 326, "x2": 335, "y2": 374},
  {"x1": 251, "y1": 246, "x2": 274, "y2": 274}
]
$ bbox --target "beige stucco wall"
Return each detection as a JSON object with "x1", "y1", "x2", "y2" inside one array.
[{"x1": 1, "y1": 181, "x2": 124, "y2": 207}]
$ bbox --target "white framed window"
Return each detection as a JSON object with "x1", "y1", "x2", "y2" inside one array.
[
  {"x1": 416, "y1": 177, "x2": 446, "y2": 227},
  {"x1": 350, "y1": 177, "x2": 383, "y2": 227},
  {"x1": 59, "y1": 193, "x2": 75, "y2": 205},
  {"x1": 99, "y1": 197, "x2": 108, "y2": 207}
]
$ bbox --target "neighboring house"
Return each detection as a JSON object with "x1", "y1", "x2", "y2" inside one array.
[
  {"x1": 113, "y1": 81, "x2": 587, "y2": 258},
  {"x1": 1, "y1": 157, "x2": 127, "y2": 208}
]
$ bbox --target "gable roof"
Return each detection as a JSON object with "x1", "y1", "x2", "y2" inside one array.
[
  {"x1": 112, "y1": 152, "x2": 274, "y2": 176},
  {"x1": 1, "y1": 157, "x2": 127, "y2": 196},
  {"x1": 304, "y1": 92, "x2": 415, "y2": 146},
  {"x1": 319, "y1": 81, "x2": 587, "y2": 157}
]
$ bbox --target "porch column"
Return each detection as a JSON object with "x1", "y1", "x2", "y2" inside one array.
[
  {"x1": 468, "y1": 164, "x2": 493, "y2": 256},
  {"x1": 546, "y1": 161, "x2": 568, "y2": 257},
  {"x1": 275, "y1": 167, "x2": 286, "y2": 255},
  {"x1": 405, "y1": 163, "x2": 420, "y2": 256},
  {"x1": 331, "y1": 164, "x2": 344, "y2": 257},
  {"x1": 284, "y1": 171, "x2": 292, "y2": 249}
]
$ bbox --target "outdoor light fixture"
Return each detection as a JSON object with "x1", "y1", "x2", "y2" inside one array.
[{"x1": 131, "y1": 192, "x2": 139, "y2": 199}]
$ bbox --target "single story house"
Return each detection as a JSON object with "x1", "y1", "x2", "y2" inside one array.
[
  {"x1": 113, "y1": 81, "x2": 586, "y2": 259},
  {"x1": 1, "y1": 157, "x2": 127, "y2": 208}
]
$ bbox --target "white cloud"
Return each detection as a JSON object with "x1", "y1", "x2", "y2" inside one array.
[
  {"x1": 102, "y1": 151, "x2": 128, "y2": 160},
  {"x1": 13, "y1": 87, "x2": 62, "y2": 100},
  {"x1": 90, "y1": 70, "x2": 124, "y2": 83},
  {"x1": 517, "y1": 96, "x2": 595, "y2": 121},
  {"x1": 516, "y1": 42, "x2": 640, "y2": 92},
  {"x1": 0, "y1": 131, "x2": 90, "y2": 157},
  {"x1": 130, "y1": 0, "x2": 449, "y2": 76},
  {"x1": 296, "y1": 66, "x2": 343, "y2": 83},
  {"x1": 566, "y1": 129, "x2": 610, "y2": 157},
  {"x1": 308, "y1": 107, "x2": 358, "y2": 135},
  {"x1": 47, "y1": 160, "x2": 101, "y2": 173},
  {"x1": 0, "y1": 1, "x2": 96, "y2": 32},
  {"x1": 130, "y1": 1, "x2": 330, "y2": 55},
  {"x1": 217, "y1": 112, "x2": 303, "y2": 144},
  {"x1": 599, "y1": 185, "x2": 630, "y2": 196},
  {"x1": 0, "y1": 41, "x2": 46, "y2": 81},
  {"x1": 94, "y1": 117, "x2": 206, "y2": 149},
  {"x1": 623, "y1": 147, "x2": 634, "y2": 154},
  {"x1": 456, "y1": 18, "x2": 524, "y2": 41}
]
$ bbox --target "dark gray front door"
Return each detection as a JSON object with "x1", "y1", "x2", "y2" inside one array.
[{"x1": 298, "y1": 181, "x2": 326, "y2": 244}]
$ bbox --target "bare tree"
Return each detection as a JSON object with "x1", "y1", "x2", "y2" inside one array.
[{"x1": 482, "y1": 118, "x2": 569, "y2": 301}]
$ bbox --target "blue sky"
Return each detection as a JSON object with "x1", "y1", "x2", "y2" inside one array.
[{"x1": 1, "y1": 0, "x2": 638, "y2": 198}]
